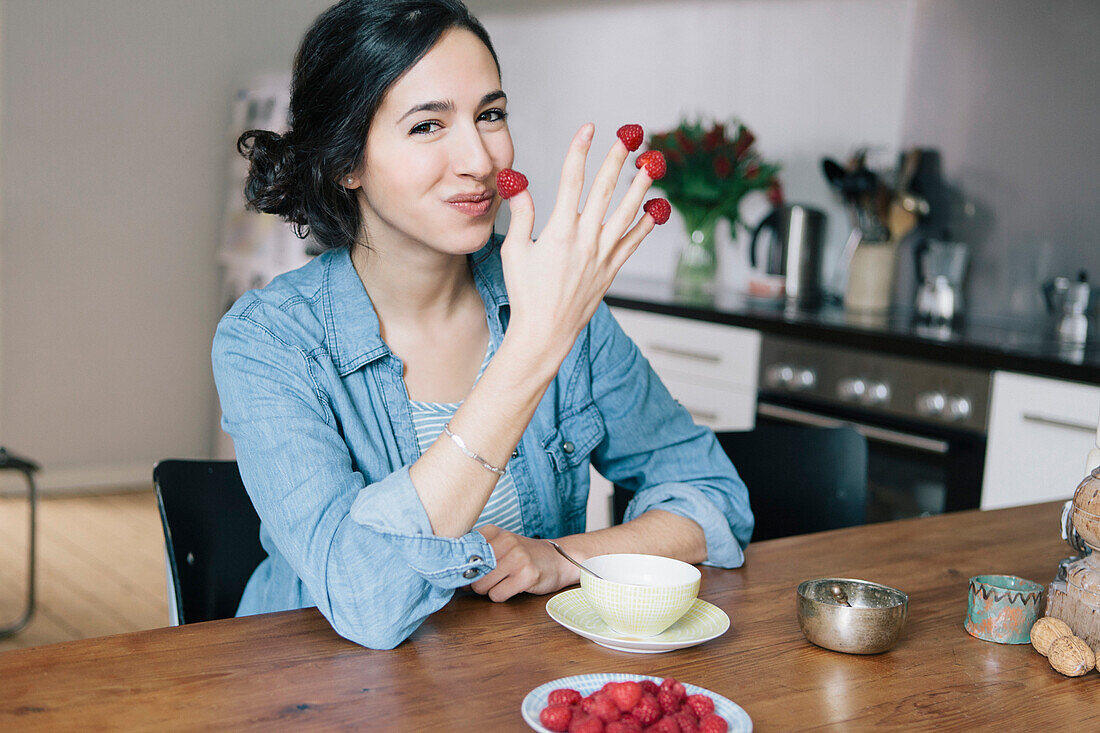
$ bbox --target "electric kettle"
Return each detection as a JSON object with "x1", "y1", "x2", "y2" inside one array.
[{"x1": 749, "y1": 204, "x2": 828, "y2": 307}]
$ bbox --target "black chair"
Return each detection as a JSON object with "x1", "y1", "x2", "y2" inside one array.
[
  {"x1": 153, "y1": 459, "x2": 267, "y2": 624},
  {"x1": 613, "y1": 422, "x2": 868, "y2": 542},
  {"x1": 0, "y1": 447, "x2": 39, "y2": 638}
]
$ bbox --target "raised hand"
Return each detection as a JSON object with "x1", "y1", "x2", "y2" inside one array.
[{"x1": 497, "y1": 124, "x2": 663, "y2": 364}]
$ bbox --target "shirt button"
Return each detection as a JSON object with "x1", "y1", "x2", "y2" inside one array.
[
  {"x1": 562, "y1": 441, "x2": 575, "y2": 454},
  {"x1": 468, "y1": 555, "x2": 483, "y2": 564},
  {"x1": 511, "y1": 449, "x2": 519, "y2": 458},
  {"x1": 462, "y1": 568, "x2": 478, "y2": 579}
]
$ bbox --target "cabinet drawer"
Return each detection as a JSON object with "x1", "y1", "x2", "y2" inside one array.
[
  {"x1": 610, "y1": 307, "x2": 760, "y2": 389},
  {"x1": 660, "y1": 375, "x2": 757, "y2": 432},
  {"x1": 982, "y1": 372, "x2": 1100, "y2": 509}
]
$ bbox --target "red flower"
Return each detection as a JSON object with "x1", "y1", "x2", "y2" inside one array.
[
  {"x1": 666, "y1": 149, "x2": 684, "y2": 166},
  {"x1": 745, "y1": 162, "x2": 760, "y2": 180},
  {"x1": 702, "y1": 124, "x2": 726, "y2": 152},
  {"x1": 674, "y1": 130, "x2": 696, "y2": 155},
  {"x1": 733, "y1": 127, "x2": 756, "y2": 160},
  {"x1": 766, "y1": 179, "x2": 784, "y2": 206},
  {"x1": 713, "y1": 156, "x2": 733, "y2": 179}
]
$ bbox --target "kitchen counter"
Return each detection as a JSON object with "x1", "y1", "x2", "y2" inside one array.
[{"x1": 606, "y1": 276, "x2": 1100, "y2": 385}]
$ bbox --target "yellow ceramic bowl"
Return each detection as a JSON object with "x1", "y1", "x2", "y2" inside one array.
[{"x1": 579, "y1": 554, "x2": 701, "y2": 637}]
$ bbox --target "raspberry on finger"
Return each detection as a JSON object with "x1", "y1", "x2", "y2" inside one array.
[
  {"x1": 635, "y1": 150, "x2": 667, "y2": 180},
  {"x1": 643, "y1": 198, "x2": 671, "y2": 225},
  {"x1": 616, "y1": 124, "x2": 644, "y2": 152},
  {"x1": 496, "y1": 168, "x2": 529, "y2": 199}
]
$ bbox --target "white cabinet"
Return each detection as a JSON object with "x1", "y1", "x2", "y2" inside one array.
[
  {"x1": 982, "y1": 371, "x2": 1100, "y2": 509},
  {"x1": 586, "y1": 308, "x2": 762, "y2": 529}
]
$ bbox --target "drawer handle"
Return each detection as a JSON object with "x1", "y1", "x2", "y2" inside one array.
[
  {"x1": 648, "y1": 344, "x2": 722, "y2": 364},
  {"x1": 686, "y1": 407, "x2": 719, "y2": 422},
  {"x1": 1021, "y1": 413, "x2": 1098, "y2": 434}
]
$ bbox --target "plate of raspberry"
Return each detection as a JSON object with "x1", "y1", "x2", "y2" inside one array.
[{"x1": 522, "y1": 673, "x2": 752, "y2": 732}]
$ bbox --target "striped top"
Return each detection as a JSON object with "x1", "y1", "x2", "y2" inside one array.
[{"x1": 407, "y1": 343, "x2": 524, "y2": 534}]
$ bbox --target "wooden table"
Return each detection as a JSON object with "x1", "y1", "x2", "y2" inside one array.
[{"x1": 4, "y1": 501, "x2": 1100, "y2": 730}]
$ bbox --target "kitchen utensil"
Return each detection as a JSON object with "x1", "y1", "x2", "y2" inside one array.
[
  {"x1": 545, "y1": 589, "x2": 729, "y2": 653},
  {"x1": 546, "y1": 540, "x2": 605, "y2": 581},
  {"x1": 797, "y1": 577, "x2": 908, "y2": 654},
  {"x1": 829, "y1": 583, "x2": 852, "y2": 607},
  {"x1": 748, "y1": 203, "x2": 828, "y2": 307},
  {"x1": 964, "y1": 574, "x2": 1044, "y2": 644},
  {"x1": 579, "y1": 553, "x2": 700, "y2": 637},
  {"x1": 845, "y1": 239, "x2": 899, "y2": 313},
  {"x1": 914, "y1": 238, "x2": 969, "y2": 323},
  {"x1": 1043, "y1": 271, "x2": 1092, "y2": 343}
]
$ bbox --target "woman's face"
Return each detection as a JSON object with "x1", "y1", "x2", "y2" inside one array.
[{"x1": 352, "y1": 27, "x2": 514, "y2": 257}]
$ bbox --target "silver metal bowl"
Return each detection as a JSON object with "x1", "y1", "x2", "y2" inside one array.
[{"x1": 797, "y1": 577, "x2": 909, "y2": 654}]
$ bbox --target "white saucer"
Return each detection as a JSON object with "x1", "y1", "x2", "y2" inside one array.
[
  {"x1": 522, "y1": 673, "x2": 752, "y2": 732},
  {"x1": 545, "y1": 588, "x2": 730, "y2": 653}
]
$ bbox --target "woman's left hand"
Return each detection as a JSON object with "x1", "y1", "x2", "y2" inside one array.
[{"x1": 470, "y1": 525, "x2": 578, "y2": 601}]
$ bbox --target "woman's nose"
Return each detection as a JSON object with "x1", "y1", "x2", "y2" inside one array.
[{"x1": 451, "y1": 125, "x2": 494, "y2": 179}]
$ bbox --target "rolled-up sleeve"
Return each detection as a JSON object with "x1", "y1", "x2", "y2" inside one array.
[
  {"x1": 587, "y1": 303, "x2": 754, "y2": 566},
  {"x1": 213, "y1": 307, "x2": 495, "y2": 649}
]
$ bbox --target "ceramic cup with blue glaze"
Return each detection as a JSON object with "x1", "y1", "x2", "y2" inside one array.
[{"x1": 964, "y1": 574, "x2": 1044, "y2": 644}]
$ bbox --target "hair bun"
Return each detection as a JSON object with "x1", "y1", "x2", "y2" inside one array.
[{"x1": 237, "y1": 129, "x2": 308, "y2": 225}]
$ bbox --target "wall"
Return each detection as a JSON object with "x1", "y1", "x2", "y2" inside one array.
[
  {"x1": 472, "y1": 0, "x2": 915, "y2": 293},
  {"x1": 0, "y1": 0, "x2": 330, "y2": 491},
  {"x1": 900, "y1": 0, "x2": 1100, "y2": 319}
]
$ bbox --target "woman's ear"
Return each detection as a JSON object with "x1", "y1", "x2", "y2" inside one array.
[{"x1": 341, "y1": 174, "x2": 361, "y2": 190}]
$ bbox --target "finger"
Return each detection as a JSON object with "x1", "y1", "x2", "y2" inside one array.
[
  {"x1": 547, "y1": 123, "x2": 595, "y2": 226},
  {"x1": 487, "y1": 564, "x2": 538, "y2": 602},
  {"x1": 607, "y1": 213, "x2": 656, "y2": 274},
  {"x1": 498, "y1": 189, "x2": 535, "y2": 254},
  {"x1": 577, "y1": 136, "x2": 631, "y2": 236},
  {"x1": 600, "y1": 165, "x2": 655, "y2": 248}
]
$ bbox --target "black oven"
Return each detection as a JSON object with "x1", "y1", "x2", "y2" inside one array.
[{"x1": 757, "y1": 335, "x2": 990, "y2": 523}]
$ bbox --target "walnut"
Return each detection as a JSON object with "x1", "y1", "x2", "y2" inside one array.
[
  {"x1": 1048, "y1": 635, "x2": 1095, "y2": 677},
  {"x1": 1030, "y1": 616, "x2": 1074, "y2": 657}
]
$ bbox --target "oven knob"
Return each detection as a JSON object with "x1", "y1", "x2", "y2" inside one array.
[
  {"x1": 862, "y1": 380, "x2": 891, "y2": 406},
  {"x1": 945, "y1": 396, "x2": 972, "y2": 422},
  {"x1": 764, "y1": 363, "x2": 795, "y2": 389},
  {"x1": 791, "y1": 367, "x2": 817, "y2": 391},
  {"x1": 836, "y1": 377, "x2": 866, "y2": 401},
  {"x1": 915, "y1": 391, "x2": 946, "y2": 417}
]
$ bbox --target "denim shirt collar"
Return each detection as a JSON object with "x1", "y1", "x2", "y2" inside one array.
[{"x1": 322, "y1": 235, "x2": 508, "y2": 376}]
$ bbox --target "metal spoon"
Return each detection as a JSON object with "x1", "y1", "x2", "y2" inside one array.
[
  {"x1": 829, "y1": 583, "x2": 852, "y2": 607},
  {"x1": 546, "y1": 540, "x2": 605, "y2": 581}
]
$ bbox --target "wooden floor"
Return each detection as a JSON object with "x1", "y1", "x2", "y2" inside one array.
[{"x1": 0, "y1": 491, "x2": 169, "y2": 653}]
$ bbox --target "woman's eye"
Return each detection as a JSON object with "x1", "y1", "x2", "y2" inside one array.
[
  {"x1": 479, "y1": 108, "x2": 508, "y2": 124},
  {"x1": 410, "y1": 120, "x2": 442, "y2": 136}
]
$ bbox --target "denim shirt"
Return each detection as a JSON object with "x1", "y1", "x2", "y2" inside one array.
[{"x1": 212, "y1": 235, "x2": 753, "y2": 649}]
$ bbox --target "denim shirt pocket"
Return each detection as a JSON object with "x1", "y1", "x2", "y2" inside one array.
[{"x1": 542, "y1": 401, "x2": 606, "y2": 526}]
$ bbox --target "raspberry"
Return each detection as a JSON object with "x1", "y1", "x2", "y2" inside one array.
[
  {"x1": 643, "y1": 198, "x2": 671, "y2": 225},
  {"x1": 650, "y1": 717, "x2": 680, "y2": 733},
  {"x1": 549, "y1": 688, "x2": 582, "y2": 707},
  {"x1": 570, "y1": 714, "x2": 605, "y2": 733},
  {"x1": 496, "y1": 168, "x2": 528, "y2": 199},
  {"x1": 639, "y1": 680, "x2": 660, "y2": 696},
  {"x1": 606, "y1": 721, "x2": 642, "y2": 733},
  {"x1": 607, "y1": 681, "x2": 642, "y2": 712},
  {"x1": 684, "y1": 694, "x2": 715, "y2": 719},
  {"x1": 632, "y1": 694, "x2": 662, "y2": 726},
  {"x1": 590, "y1": 696, "x2": 621, "y2": 723},
  {"x1": 616, "y1": 124, "x2": 644, "y2": 152},
  {"x1": 540, "y1": 704, "x2": 574, "y2": 732},
  {"x1": 635, "y1": 150, "x2": 667, "y2": 180},
  {"x1": 659, "y1": 678, "x2": 686, "y2": 702},
  {"x1": 698, "y1": 713, "x2": 728, "y2": 733},
  {"x1": 673, "y1": 711, "x2": 699, "y2": 733}
]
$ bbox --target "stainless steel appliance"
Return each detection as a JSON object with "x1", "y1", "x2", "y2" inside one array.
[
  {"x1": 1043, "y1": 272, "x2": 1093, "y2": 344},
  {"x1": 915, "y1": 238, "x2": 969, "y2": 323},
  {"x1": 748, "y1": 204, "x2": 828, "y2": 307},
  {"x1": 758, "y1": 334, "x2": 989, "y2": 522}
]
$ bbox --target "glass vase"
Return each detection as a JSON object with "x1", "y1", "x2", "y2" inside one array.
[{"x1": 673, "y1": 219, "x2": 719, "y2": 303}]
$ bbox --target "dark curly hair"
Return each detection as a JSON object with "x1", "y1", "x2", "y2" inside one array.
[{"x1": 237, "y1": 0, "x2": 499, "y2": 251}]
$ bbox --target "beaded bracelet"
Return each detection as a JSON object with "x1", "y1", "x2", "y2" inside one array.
[{"x1": 442, "y1": 423, "x2": 506, "y2": 476}]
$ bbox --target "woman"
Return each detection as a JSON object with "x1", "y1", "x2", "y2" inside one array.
[{"x1": 213, "y1": 0, "x2": 752, "y2": 650}]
